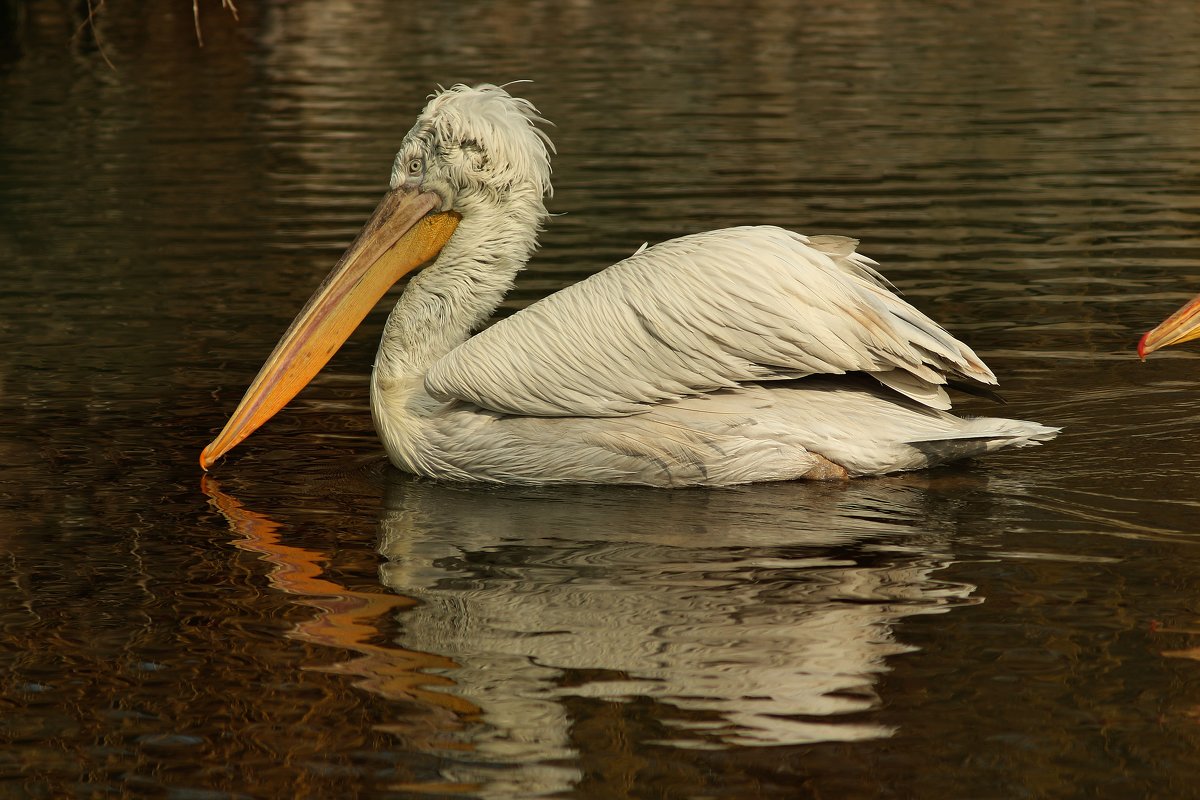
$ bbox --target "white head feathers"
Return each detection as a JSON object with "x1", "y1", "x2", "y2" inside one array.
[{"x1": 392, "y1": 83, "x2": 555, "y2": 206}]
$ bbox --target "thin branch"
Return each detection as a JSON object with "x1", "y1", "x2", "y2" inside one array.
[
  {"x1": 73, "y1": 0, "x2": 116, "y2": 70},
  {"x1": 193, "y1": 0, "x2": 203, "y2": 46},
  {"x1": 194, "y1": 0, "x2": 240, "y2": 47}
]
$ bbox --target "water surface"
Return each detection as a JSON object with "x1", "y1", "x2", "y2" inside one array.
[{"x1": 3, "y1": 1, "x2": 1200, "y2": 797}]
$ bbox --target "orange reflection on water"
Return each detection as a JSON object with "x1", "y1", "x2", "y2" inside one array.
[{"x1": 201, "y1": 476, "x2": 480, "y2": 750}]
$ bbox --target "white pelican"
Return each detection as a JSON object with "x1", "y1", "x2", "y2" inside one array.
[
  {"x1": 201, "y1": 83, "x2": 1057, "y2": 486},
  {"x1": 1139, "y1": 292, "x2": 1200, "y2": 358}
]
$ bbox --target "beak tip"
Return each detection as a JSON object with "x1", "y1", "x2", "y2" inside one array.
[
  {"x1": 200, "y1": 446, "x2": 217, "y2": 472},
  {"x1": 1137, "y1": 331, "x2": 1151, "y2": 361}
]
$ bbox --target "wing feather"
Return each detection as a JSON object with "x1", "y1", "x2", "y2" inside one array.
[{"x1": 424, "y1": 226, "x2": 994, "y2": 416}]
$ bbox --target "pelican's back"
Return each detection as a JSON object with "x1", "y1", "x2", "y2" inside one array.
[{"x1": 426, "y1": 226, "x2": 995, "y2": 417}]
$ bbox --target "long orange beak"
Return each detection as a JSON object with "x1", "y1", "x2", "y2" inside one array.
[
  {"x1": 201, "y1": 186, "x2": 461, "y2": 469},
  {"x1": 1139, "y1": 292, "x2": 1200, "y2": 360}
]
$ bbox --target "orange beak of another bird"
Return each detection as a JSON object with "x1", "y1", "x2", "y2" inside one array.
[
  {"x1": 1139, "y1": 292, "x2": 1200, "y2": 360},
  {"x1": 200, "y1": 186, "x2": 461, "y2": 470}
]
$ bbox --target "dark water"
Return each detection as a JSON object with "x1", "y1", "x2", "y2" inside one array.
[{"x1": 3, "y1": 0, "x2": 1200, "y2": 796}]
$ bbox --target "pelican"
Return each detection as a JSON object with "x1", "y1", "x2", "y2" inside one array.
[
  {"x1": 1139, "y1": 292, "x2": 1200, "y2": 358},
  {"x1": 201, "y1": 83, "x2": 1057, "y2": 486}
]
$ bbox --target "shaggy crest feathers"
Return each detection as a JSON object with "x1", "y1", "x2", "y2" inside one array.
[{"x1": 393, "y1": 83, "x2": 555, "y2": 202}]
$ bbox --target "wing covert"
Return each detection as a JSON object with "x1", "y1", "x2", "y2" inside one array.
[{"x1": 424, "y1": 226, "x2": 994, "y2": 417}]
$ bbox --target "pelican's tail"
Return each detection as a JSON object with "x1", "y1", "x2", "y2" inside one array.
[
  {"x1": 768, "y1": 379, "x2": 1059, "y2": 476},
  {"x1": 903, "y1": 416, "x2": 1060, "y2": 465},
  {"x1": 908, "y1": 415, "x2": 1060, "y2": 445}
]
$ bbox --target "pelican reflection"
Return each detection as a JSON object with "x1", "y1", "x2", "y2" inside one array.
[
  {"x1": 376, "y1": 476, "x2": 980, "y2": 793},
  {"x1": 205, "y1": 473, "x2": 982, "y2": 797}
]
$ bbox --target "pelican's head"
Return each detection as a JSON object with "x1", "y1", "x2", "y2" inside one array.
[
  {"x1": 1139, "y1": 292, "x2": 1200, "y2": 359},
  {"x1": 392, "y1": 83, "x2": 555, "y2": 218},
  {"x1": 200, "y1": 84, "x2": 554, "y2": 469}
]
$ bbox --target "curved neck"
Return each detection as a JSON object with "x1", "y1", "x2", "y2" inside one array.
[{"x1": 373, "y1": 192, "x2": 544, "y2": 384}]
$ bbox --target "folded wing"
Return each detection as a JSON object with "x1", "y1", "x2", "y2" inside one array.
[{"x1": 424, "y1": 226, "x2": 995, "y2": 417}]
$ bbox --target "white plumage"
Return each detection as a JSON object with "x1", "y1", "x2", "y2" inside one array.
[
  {"x1": 427, "y1": 226, "x2": 991, "y2": 416},
  {"x1": 204, "y1": 83, "x2": 1058, "y2": 485}
]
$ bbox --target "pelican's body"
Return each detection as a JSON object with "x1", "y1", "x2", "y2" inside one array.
[{"x1": 202, "y1": 84, "x2": 1057, "y2": 486}]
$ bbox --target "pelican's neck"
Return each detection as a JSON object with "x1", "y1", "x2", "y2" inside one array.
[{"x1": 373, "y1": 194, "x2": 543, "y2": 385}]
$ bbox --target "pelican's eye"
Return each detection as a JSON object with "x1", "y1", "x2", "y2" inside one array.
[{"x1": 407, "y1": 157, "x2": 424, "y2": 177}]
